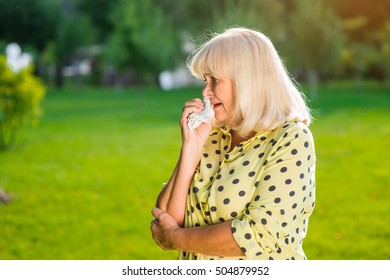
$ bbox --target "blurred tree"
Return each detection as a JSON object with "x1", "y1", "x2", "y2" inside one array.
[
  {"x1": 286, "y1": 0, "x2": 345, "y2": 99},
  {"x1": 177, "y1": 0, "x2": 224, "y2": 36},
  {"x1": 0, "y1": 0, "x2": 60, "y2": 52},
  {"x1": 375, "y1": 21, "x2": 390, "y2": 85},
  {"x1": 2, "y1": 0, "x2": 387, "y2": 87},
  {"x1": 75, "y1": 0, "x2": 120, "y2": 43},
  {"x1": 329, "y1": 0, "x2": 390, "y2": 44},
  {"x1": 103, "y1": 0, "x2": 181, "y2": 85},
  {"x1": 211, "y1": 0, "x2": 267, "y2": 32},
  {"x1": 52, "y1": 11, "x2": 96, "y2": 88},
  {"x1": 0, "y1": 0, "x2": 97, "y2": 88},
  {"x1": 0, "y1": 55, "x2": 45, "y2": 149},
  {"x1": 330, "y1": 0, "x2": 390, "y2": 81},
  {"x1": 208, "y1": 0, "x2": 289, "y2": 50},
  {"x1": 342, "y1": 43, "x2": 380, "y2": 88},
  {"x1": 0, "y1": 0, "x2": 60, "y2": 81},
  {"x1": 184, "y1": 0, "x2": 344, "y2": 94},
  {"x1": 176, "y1": 0, "x2": 288, "y2": 47}
]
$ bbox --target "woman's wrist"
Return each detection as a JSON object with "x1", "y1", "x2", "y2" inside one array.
[
  {"x1": 181, "y1": 142, "x2": 203, "y2": 164},
  {"x1": 171, "y1": 227, "x2": 185, "y2": 251},
  {"x1": 181, "y1": 141, "x2": 204, "y2": 156}
]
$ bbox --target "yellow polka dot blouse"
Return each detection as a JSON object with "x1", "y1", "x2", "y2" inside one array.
[{"x1": 178, "y1": 121, "x2": 316, "y2": 260}]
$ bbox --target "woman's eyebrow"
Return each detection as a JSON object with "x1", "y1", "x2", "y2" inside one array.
[{"x1": 203, "y1": 74, "x2": 212, "y2": 81}]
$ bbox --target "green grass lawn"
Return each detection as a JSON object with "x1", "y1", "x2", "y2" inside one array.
[{"x1": 0, "y1": 81, "x2": 389, "y2": 260}]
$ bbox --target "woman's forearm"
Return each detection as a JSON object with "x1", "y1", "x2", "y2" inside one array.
[
  {"x1": 173, "y1": 220, "x2": 244, "y2": 257},
  {"x1": 156, "y1": 143, "x2": 203, "y2": 226},
  {"x1": 165, "y1": 144, "x2": 203, "y2": 226},
  {"x1": 155, "y1": 160, "x2": 180, "y2": 211}
]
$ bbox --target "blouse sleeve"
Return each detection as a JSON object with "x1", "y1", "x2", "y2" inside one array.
[{"x1": 231, "y1": 123, "x2": 316, "y2": 259}]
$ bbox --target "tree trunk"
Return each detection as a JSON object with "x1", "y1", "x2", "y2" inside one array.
[
  {"x1": 355, "y1": 67, "x2": 363, "y2": 90},
  {"x1": 55, "y1": 62, "x2": 64, "y2": 88},
  {"x1": 307, "y1": 69, "x2": 318, "y2": 101}
]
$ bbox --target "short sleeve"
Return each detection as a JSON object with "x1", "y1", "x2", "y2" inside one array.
[{"x1": 231, "y1": 123, "x2": 316, "y2": 259}]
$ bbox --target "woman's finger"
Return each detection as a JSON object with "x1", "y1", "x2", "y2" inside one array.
[
  {"x1": 182, "y1": 98, "x2": 204, "y2": 114},
  {"x1": 151, "y1": 207, "x2": 164, "y2": 220},
  {"x1": 183, "y1": 98, "x2": 203, "y2": 108},
  {"x1": 180, "y1": 99, "x2": 205, "y2": 129}
]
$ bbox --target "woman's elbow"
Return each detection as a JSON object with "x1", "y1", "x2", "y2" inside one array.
[{"x1": 155, "y1": 196, "x2": 167, "y2": 211}]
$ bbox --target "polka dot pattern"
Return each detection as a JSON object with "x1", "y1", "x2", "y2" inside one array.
[{"x1": 178, "y1": 121, "x2": 316, "y2": 260}]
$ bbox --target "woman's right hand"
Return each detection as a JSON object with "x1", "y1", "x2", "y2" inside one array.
[{"x1": 180, "y1": 98, "x2": 212, "y2": 147}]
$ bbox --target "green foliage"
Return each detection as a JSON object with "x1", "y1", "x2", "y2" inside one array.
[
  {"x1": 0, "y1": 0, "x2": 60, "y2": 51},
  {"x1": 376, "y1": 21, "x2": 390, "y2": 80},
  {"x1": 104, "y1": 0, "x2": 181, "y2": 82},
  {"x1": 0, "y1": 82, "x2": 389, "y2": 259},
  {"x1": 287, "y1": 0, "x2": 345, "y2": 75},
  {"x1": 76, "y1": 0, "x2": 120, "y2": 42},
  {"x1": 329, "y1": 0, "x2": 390, "y2": 43},
  {"x1": 1, "y1": 0, "x2": 389, "y2": 85},
  {"x1": 0, "y1": 55, "x2": 45, "y2": 149},
  {"x1": 211, "y1": 0, "x2": 287, "y2": 45},
  {"x1": 55, "y1": 13, "x2": 97, "y2": 61}
]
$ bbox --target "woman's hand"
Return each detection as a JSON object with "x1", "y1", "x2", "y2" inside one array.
[
  {"x1": 150, "y1": 207, "x2": 181, "y2": 250},
  {"x1": 150, "y1": 208, "x2": 244, "y2": 257},
  {"x1": 180, "y1": 98, "x2": 212, "y2": 147}
]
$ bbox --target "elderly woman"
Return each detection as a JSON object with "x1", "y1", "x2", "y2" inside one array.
[{"x1": 150, "y1": 27, "x2": 316, "y2": 260}]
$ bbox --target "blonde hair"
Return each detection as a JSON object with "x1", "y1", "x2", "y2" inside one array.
[{"x1": 187, "y1": 27, "x2": 311, "y2": 136}]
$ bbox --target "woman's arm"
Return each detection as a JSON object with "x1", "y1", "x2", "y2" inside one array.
[
  {"x1": 155, "y1": 159, "x2": 179, "y2": 211},
  {"x1": 163, "y1": 145, "x2": 203, "y2": 226},
  {"x1": 154, "y1": 98, "x2": 211, "y2": 226},
  {"x1": 151, "y1": 207, "x2": 244, "y2": 257}
]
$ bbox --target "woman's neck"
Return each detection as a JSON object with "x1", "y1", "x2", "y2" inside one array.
[{"x1": 229, "y1": 130, "x2": 256, "y2": 151}]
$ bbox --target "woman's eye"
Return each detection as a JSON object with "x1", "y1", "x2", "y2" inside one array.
[
  {"x1": 203, "y1": 75, "x2": 218, "y2": 88},
  {"x1": 211, "y1": 77, "x2": 218, "y2": 86}
]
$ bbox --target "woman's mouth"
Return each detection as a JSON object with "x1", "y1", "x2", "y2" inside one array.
[{"x1": 212, "y1": 102, "x2": 222, "y2": 110}]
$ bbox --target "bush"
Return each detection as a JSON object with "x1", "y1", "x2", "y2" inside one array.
[{"x1": 0, "y1": 55, "x2": 45, "y2": 149}]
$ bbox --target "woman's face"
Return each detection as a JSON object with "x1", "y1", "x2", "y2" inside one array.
[{"x1": 202, "y1": 74, "x2": 235, "y2": 124}]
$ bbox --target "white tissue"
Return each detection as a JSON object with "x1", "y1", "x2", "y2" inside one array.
[{"x1": 187, "y1": 98, "x2": 214, "y2": 133}]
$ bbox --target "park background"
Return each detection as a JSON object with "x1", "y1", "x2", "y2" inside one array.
[{"x1": 0, "y1": 0, "x2": 389, "y2": 260}]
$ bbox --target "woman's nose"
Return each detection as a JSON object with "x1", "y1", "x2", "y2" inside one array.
[{"x1": 202, "y1": 85, "x2": 213, "y2": 98}]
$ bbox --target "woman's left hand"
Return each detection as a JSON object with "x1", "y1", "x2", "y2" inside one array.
[{"x1": 150, "y1": 207, "x2": 180, "y2": 250}]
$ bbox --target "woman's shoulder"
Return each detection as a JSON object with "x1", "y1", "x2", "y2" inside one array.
[
  {"x1": 280, "y1": 121, "x2": 311, "y2": 134},
  {"x1": 268, "y1": 121, "x2": 313, "y2": 145},
  {"x1": 253, "y1": 121, "x2": 311, "y2": 140}
]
